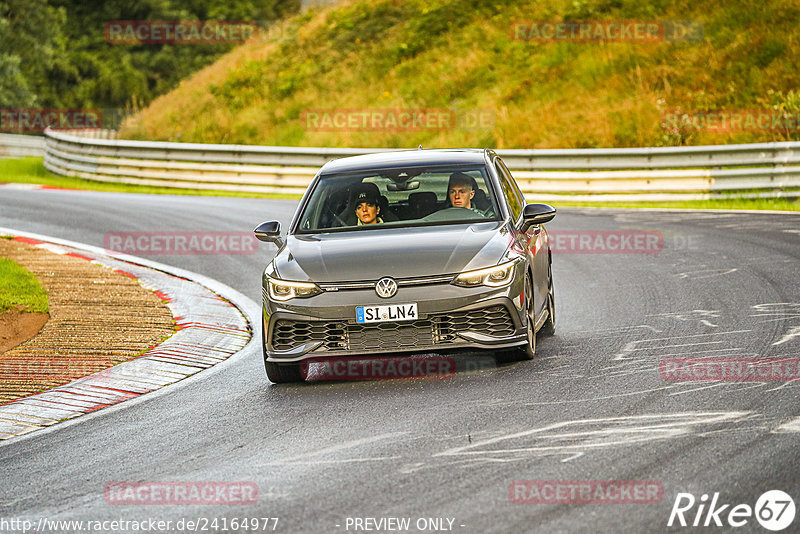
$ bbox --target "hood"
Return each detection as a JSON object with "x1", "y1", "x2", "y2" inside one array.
[{"x1": 272, "y1": 222, "x2": 511, "y2": 283}]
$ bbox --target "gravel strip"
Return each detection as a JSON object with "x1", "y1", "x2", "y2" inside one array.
[{"x1": 0, "y1": 238, "x2": 175, "y2": 404}]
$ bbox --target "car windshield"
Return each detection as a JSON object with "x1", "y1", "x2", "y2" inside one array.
[{"x1": 295, "y1": 165, "x2": 500, "y2": 233}]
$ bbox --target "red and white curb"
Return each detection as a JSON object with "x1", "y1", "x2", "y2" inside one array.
[
  {"x1": 0, "y1": 228, "x2": 259, "y2": 442},
  {"x1": 0, "y1": 183, "x2": 71, "y2": 191}
]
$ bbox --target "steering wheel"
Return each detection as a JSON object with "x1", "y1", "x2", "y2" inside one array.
[{"x1": 421, "y1": 206, "x2": 486, "y2": 222}]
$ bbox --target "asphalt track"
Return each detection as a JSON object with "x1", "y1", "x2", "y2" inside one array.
[{"x1": 1, "y1": 188, "x2": 799, "y2": 533}]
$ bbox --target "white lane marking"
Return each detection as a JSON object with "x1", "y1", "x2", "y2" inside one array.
[
  {"x1": 652, "y1": 341, "x2": 725, "y2": 349},
  {"x1": 281, "y1": 457, "x2": 402, "y2": 466},
  {"x1": 641, "y1": 325, "x2": 663, "y2": 333},
  {"x1": 398, "y1": 462, "x2": 427, "y2": 474},
  {"x1": 656, "y1": 348, "x2": 749, "y2": 358},
  {"x1": 762, "y1": 380, "x2": 800, "y2": 392},
  {"x1": 731, "y1": 382, "x2": 778, "y2": 392},
  {"x1": 773, "y1": 417, "x2": 800, "y2": 433},
  {"x1": 596, "y1": 353, "x2": 751, "y2": 374},
  {"x1": 671, "y1": 382, "x2": 768, "y2": 395},
  {"x1": 623, "y1": 330, "x2": 750, "y2": 344},
  {"x1": 614, "y1": 341, "x2": 724, "y2": 361},
  {"x1": 750, "y1": 303, "x2": 800, "y2": 322},
  {"x1": 561, "y1": 452, "x2": 584, "y2": 463},
  {"x1": 260, "y1": 432, "x2": 406, "y2": 466},
  {"x1": 434, "y1": 412, "x2": 750, "y2": 457},
  {"x1": 675, "y1": 268, "x2": 737, "y2": 279},
  {"x1": 508, "y1": 386, "x2": 676, "y2": 404},
  {"x1": 648, "y1": 310, "x2": 720, "y2": 328},
  {"x1": 612, "y1": 330, "x2": 751, "y2": 361},
  {"x1": 598, "y1": 367, "x2": 659, "y2": 379},
  {"x1": 613, "y1": 341, "x2": 640, "y2": 361},
  {"x1": 751, "y1": 302, "x2": 800, "y2": 312},
  {"x1": 773, "y1": 326, "x2": 800, "y2": 346},
  {"x1": 570, "y1": 325, "x2": 662, "y2": 335},
  {"x1": 667, "y1": 382, "x2": 729, "y2": 396}
]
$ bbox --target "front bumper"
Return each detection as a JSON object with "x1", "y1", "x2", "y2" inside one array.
[{"x1": 262, "y1": 278, "x2": 527, "y2": 363}]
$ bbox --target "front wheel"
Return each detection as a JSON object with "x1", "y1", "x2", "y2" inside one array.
[
  {"x1": 501, "y1": 272, "x2": 536, "y2": 362},
  {"x1": 520, "y1": 272, "x2": 536, "y2": 358},
  {"x1": 540, "y1": 259, "x2": 555, "y2": 337}
]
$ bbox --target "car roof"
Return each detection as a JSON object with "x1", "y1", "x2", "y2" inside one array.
[{"x1": 319, "y1": 149, "x2": 489, "y2": 174}]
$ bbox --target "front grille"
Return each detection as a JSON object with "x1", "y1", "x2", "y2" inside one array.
[
  {"x1": 270, "y1": 305, "x2": 515, "y2": 354},
  {"x1": 349, "y1": 320, "x2": 434, "y2": 351}
]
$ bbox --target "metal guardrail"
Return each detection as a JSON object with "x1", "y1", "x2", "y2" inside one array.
[
  {"x1": 0, "y1": 133, "x2": 46, "y2": 158},
  {"x1": 42, "y1": 128, "x2": 800, "y2": 201}
]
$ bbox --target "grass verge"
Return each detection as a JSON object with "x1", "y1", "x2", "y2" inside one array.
[
  {"x1": 0, "y1": 157, "x2": 299, "y2": 199},
  {"x1": 0, "y1": 256, "x2": 49, "y2": 313}
]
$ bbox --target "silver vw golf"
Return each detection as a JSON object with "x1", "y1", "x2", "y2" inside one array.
[{"x1": 255, "y1": 149, "x2": 556, "y2": 383}]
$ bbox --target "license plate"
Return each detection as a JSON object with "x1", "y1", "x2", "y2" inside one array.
[{"x1": 356, "y1": 303, "x2": 418, "y2": 324}]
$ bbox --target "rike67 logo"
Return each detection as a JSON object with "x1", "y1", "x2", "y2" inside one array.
[{"x1": 668, "y1": 490, "x2": 796, "y2": 531}]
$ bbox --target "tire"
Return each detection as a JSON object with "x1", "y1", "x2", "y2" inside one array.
[
  {"x1": 502, "y1": 272, "x2": 536, "y2": 362},
  {"x1": 540, "y1": 258, "x2": 556, "y2": 337}
]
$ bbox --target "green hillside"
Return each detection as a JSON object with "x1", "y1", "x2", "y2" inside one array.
[{"x1": 119, "y1": 0, "x2": 800, "y2": 148}]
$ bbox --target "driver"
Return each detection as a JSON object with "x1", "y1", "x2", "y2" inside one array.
[{"x1": 447, "y1": 172, "x2": 487, "y2": 216}]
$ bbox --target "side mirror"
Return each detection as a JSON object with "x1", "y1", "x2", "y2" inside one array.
[
  {"x1": 520, "y1": 203, "x2": 556, "y2": 232},
  {"x1": 254, "y1": 221, "x2": 284, "y2": 247}
]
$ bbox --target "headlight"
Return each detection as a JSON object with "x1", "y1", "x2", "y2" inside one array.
[
  {"x1": 267, "y1": 277, "x2": 322, "y2": 301},
  {"x1": 452, "y1": 260, "x2": 518, "y2": 288}
]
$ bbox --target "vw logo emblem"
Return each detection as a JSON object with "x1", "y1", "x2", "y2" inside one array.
[{"x1": 375, "y1": 277, "x2": 397, "y2": 298}]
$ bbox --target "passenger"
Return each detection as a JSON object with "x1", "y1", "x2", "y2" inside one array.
[{"x1": 353, "y1": 186, "x2": 383, "y2": 225}]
